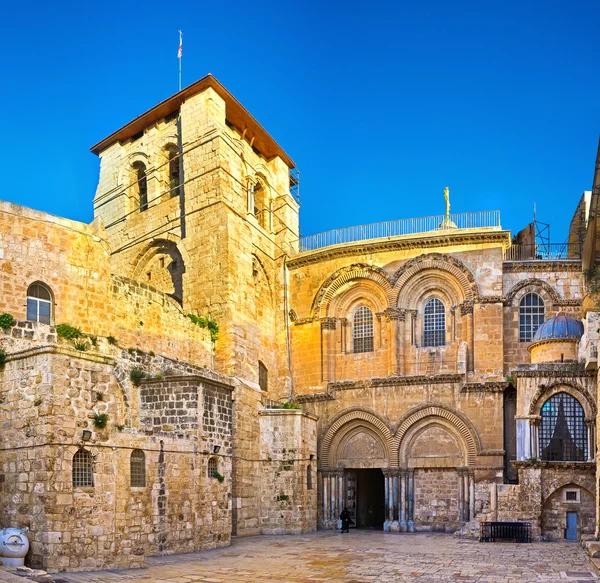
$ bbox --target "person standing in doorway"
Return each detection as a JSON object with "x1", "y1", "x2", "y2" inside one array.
[{"x1": 340, "y1": 507, "x2": 351, "y2": 533}]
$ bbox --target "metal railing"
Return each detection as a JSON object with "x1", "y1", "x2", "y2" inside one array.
[
  {"x1": 504, "y1": 243, "x2": 581, "y2": 261},
  {"x1": 298, "y1": 211, "x2": 501, "y2": 253},
  {"x1": 480, "y1": 522, "x2": 532, "y2": 543}
]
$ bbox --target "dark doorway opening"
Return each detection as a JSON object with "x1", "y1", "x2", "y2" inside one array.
[{"x1": 346, "y1": 469, "x2": 385, "y2": 529}]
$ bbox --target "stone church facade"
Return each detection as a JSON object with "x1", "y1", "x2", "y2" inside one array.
[{"x1": 0, "y1": 74, "x2": 599, "y2": 571}]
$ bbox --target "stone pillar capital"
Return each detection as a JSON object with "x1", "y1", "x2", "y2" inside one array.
[{"x1": 320, "y1": 317, "x2": 337, "y2": 330}]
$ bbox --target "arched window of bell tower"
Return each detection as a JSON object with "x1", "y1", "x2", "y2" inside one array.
[
  {"x1": 132, "y1": 161, "x2": 148, "y2": 212},
  {"x1": 253, "y1": 181, "x2": 270, "y2": 231},
  {"x1": 164, "y1": 144, "x2": 180, "y2": 198}
]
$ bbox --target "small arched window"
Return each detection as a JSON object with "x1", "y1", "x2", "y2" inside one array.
[
  {"x1": 423, "y1": 298, "x2": 445, "y2": 347},
  {"x1": 539, "y1": 392, "x2": 587, "y2": 461},
  {"x1": 72, "y1": 449, "x2": 94, "y2": 488},
  {"x1": 26, "y1": 282, "x2": 53, "y2": 325},
  {"x1": 307, "y1": 464, "x2": 313, "y2": 490},
  {"x1": 130, "y1": 449, "x2": 146, "y2": 487},
  {"x1": 353, "y1": 306, "x2": 374, "y2": 353},
  {"x1": 132, "y1": 161, "x2": 148, "y2": 211},
  {"x1": 208, "y1": 457, "x2": 219, "y2": 478},
  {"x1": 166, "y1": 145, "x2": 180, "y2": 198},
  {"x1": 519, "y1": 292, "x2": 545, "y2": 342},
  {"x1": 253, "y1": 182, "x2": 270, "y2": 230},
  {"x1": 258, "y1": 361, "x2": 268, "y2": 392}
]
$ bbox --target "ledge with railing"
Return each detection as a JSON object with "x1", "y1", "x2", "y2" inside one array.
[
  {"x1": 298, "y1": 211, "x2": 501, "y2": 253},
  {"x1": 504, "y1": 243, "x2": 581, "y2": 261}
]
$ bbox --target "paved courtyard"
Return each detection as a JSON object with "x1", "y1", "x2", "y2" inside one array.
[{"x1": 54, "y1": 531, "x2": 597, "y2": 583}]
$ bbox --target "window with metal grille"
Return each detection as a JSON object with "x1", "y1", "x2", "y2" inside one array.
[
  {"x1": 259, "y1": 361, "x2": 268, "y2": 391},
  {"x1": 132, "y1": 161, "x2": 148, "y2": 211},
  {"x1": 307, "y1": 465, "x2": 313, "y2": 490},
  {"x1": 539, "y1": 393, "x2": 587, "y2": 461},
  {"x1": 130, "y1": 449, "x2": 146, "y2": 487},
  {"x1": 353, "y1": 306, "x2": 374, "y2": 353},
  {"x1": 208, "y1": 457, "x2": 218, "y2": 478},
  {"x1": 519, "y1": 292, "x2": 545, "y2": 342},
  {"x1": 72, "y1": 449, "x2": 94, "y2": 488},
  {"x1": 423, "y1": 298, "x2": 445, "y2": 347},
  {"x1": 26, "y1": 282, "x2": 53, "y2": 325},
  {"x1": 565, "y1": 490, "x2": 578, "y2": 502}
]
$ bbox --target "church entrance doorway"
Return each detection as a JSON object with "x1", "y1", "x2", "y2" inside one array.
[{"x1": 345, "y1": 469, "x2": 385, "y2": 529}]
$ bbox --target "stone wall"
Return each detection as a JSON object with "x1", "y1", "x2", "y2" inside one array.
[{"x1": 258, "y1": 409, "x2": 317, "y2": 534}]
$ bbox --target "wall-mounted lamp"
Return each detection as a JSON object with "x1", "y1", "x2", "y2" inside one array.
[
  {"x1": 81, "y1": 430, "x2": 92, "y2": 442},
  {"x1": 213, "y1": 445, "x2": 221, "y2": 454}
]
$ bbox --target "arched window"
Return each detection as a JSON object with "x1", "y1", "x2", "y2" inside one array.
[
  {"x1": 26, "y1": 282, "x2": 53, "y2": 325},
  {"x1": 208, "y1": 457, "x2": 219, "y2": 478},
  {"x1": 539, "y1": 393, "x2": 587, "y2": 461},
  {"x1": 253, "y1": 182, "x2": 270, "y2": 230},
  {"x1": 307, "y1": 464, "x2": 313, "y2": 490},
  {"x1": 72, "y1": 449, "x2": 94, "y2": 487},
  {"x1": 130, "y1": 449, "x2": 146, "y2": 487},
  {"x1": 423, "y1": 298, "x2": 445, "y2": 347},
  {"x1": 353, "y1": 306, "x2": 374, "y2": 353},
  {"x1": 166, "y1": 145, "x2": 180, "y2": 198},
  {"x1": 519, "y1": 292, "x2": 545, "y2": 342},
  {"x1": 132, "y1": 161, "x2": 148, "y2": 211},
  {"x1": 258, "y1": 361, "x2": 268, "y2": 392}
]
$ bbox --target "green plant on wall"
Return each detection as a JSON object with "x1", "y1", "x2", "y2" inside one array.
[
  {"x1": 56, "y1": 324, "x2": 82, "y2": 339},
  {"x1": 187, "y1": 314, "x2": 219, "y2": 342},
  {"x1": 0, "y1": 313, "x2": 15, "y2": 329},
  {"x1": 276, "y1": 493, "x2": 289, "y2": 501},
  {"x1": 130, "y1": 367, "x2": 146, "y2": 387},
  {"x1": 213, "y1": 471, "x2": 225, "y2": 483},
  {"x1": 107, "y1": 336, "x2": 118, "y2": 346},
  {"x1": 93, "y1": 413, "x2": 109, "y2": 429},
  {"x1": 73, "y1": 340, "x2": 89, "y2": 352},
  {"x1": 0, "y1": 350, "x2": 6, "y2": 367}
]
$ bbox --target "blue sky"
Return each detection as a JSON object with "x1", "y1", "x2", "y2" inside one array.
[{"x1": 1, "y1": 0, "x2": 599, "y2": 242}]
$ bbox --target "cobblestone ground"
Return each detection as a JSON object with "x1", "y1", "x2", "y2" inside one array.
[{"x1": 55, "y1": 531, "x2": 598, "y2": 583}]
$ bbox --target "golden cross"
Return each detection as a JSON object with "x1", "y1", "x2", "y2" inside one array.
[{"x1": 444, "y1": 186, "x2": 450, "y2": 218}]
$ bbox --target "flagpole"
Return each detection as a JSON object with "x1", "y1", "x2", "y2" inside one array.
[{"x1": 178, "y1": 30, "x2": 183, "y2": 91}]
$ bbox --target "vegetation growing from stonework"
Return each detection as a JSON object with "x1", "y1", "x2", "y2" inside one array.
[
  {"x1": 585, "y1": 267, "x2": 600, "y2": 310},
  {"x1": 93, "y1": 412, "x2": 109, "y2": 429},
  {"x1": 187, "y1": 314, "x2": 219, "y2": 342},
  {"x1": 213, "y1": 471, "x2": 225, "y2": 483},
  {"x1": 73, "y1": 340, "x2": 89, "y2": 352},
  {"x1": 276, "y1": 493, "x2": 289, "y2": 501},
  {"x1": 0, "y1": 313, "x2": 15, "y2": 329},
  {"x1": 130, "y1": 367, "x2": 146, "y2": 387},
  {"x1": 107, "y1": 336, "x2": 118, "y2": 346},
  {"x1": 0, "y1": 349, "x2": 6, "y2": 367},
  {"x1": 56, "y1": 323, "x2": 83, "y2": 339},
  {"x1": 271, "y1": 401, "x2": 302, "y2": 410}
]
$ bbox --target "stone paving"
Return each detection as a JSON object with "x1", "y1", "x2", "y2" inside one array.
[{"x1": 53, "y1": 531, "x2": 598, "y2": 583}]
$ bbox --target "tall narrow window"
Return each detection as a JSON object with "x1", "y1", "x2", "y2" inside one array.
[
  {"x1": 208, "y1": 457, "x2": 219, "y2": 478},
  {"x1": 539, "y1": 393, "x2": 587, "y2": 461},
  {"x1": 423, "y1": 298, "x2": 445, "y2": 347},
  {"x1": 26, "y1": 282, "x2": 53, "y2": 325},
  {"x1": 130, "y1": 449, "x2": 146, "y2": 487},
  {"x1": 258, "y1": 361, "x2": 268, "y2": 392},
  {"x1": 132, "y1": 161, "x2": 148, "y2": 211},
  {"x1": 353, "y1": 306, "x2": 374, "y2": 353},
  {"x1": 72, "y1": 449, "x2": 94, "y2": 488},
  {"x1": 519, "y1": 293, "x2": 545, "y2": 342},
  {"x1": 167, "y1": 146, "x2": 180, "y2": 197},
  {"x1": 307, "y1": 464, "x2": 313, "y2": 490}
]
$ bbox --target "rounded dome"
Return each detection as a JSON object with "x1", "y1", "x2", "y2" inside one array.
[{"x1": 532, "y1": 316, "x2": 584, "y2": 342}]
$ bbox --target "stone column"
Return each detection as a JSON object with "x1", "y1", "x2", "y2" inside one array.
[
  {"x1": 407, "y1": 469, "x2": 415, "y2": 532},
  {"x1": 530, "y1": 419, "x2": 540, "y2": 459},
  {"x1": 463, "y1": 471, "x2": 470, "y2": 521},
  {"x1": 320, "y1": 318, "x2": 337, "y2": 383},
  {"x1": 468, "y1": 471, "x2": 475, "y2": 522},
  {"x1": 330, "y1": 471, "x2": 336, "y2": 523},
  {"x1": 458, "y1": 469, "x2": 465, "y2": 522},
  {"x1": 461, "y1": 302, "x2": 474, "y2": 373},
  {"x1": 490, "y1": 483, "x2": 498, "y2": 522},
  {"x1": 321, "y1": 471, "x2": 329, "y2": 528},
  {"x1": 383, "y1": 308, "x2": 403, "y2": 376},
  {"x1": 586, "y1": 421, "x2": 595, "y2": 461},
  {"x1": 337, "y1": 471, "x2": 344, "y2": 521},
  {"x1": 399, "y1": 469, "x2": 407, "y2": 532},
  {"x1": 383, "y1": 471, "x2": 390, "y2": 529}
]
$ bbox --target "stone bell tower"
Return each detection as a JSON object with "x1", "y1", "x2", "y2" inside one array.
[{"x1": 91, "y1": 74, "x2": 299, "y2": 394}]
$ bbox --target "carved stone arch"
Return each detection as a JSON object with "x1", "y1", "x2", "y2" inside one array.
[
  {"x1": 399, "y1": 419, "x2": 469, "y2": 467},
  {"x1": 506, "y1": 278, "x2": 560, "y2": 307},
  {"x1": 392, "y1": 253, "x2": 479, "y2": 306},
  {"x1": 253, "y1": 163, "x2": 275, "y2": 185},
  {"x1": 542, "y1": 480, "x2": 595, "y2": 505},
  {"x1": 328, "y1": 279, "x2": 389, "y2": 319},
  {"x1": 156, "y1": 134, "x2": 179, "y2": 151},
  {"x1": 131, "y1": 237, "x2": 189, "y2": 304},
  {"x1": 529, "y1": 382, "x2": 596, "y2": 417},
  {"x1": 394, "y1": 404, "x2": 481, "y2": 466},
  {"x1": 118, "y1": 151, "x2": 150, "y2": 186},
  {"x1": 320, "y1": 408, "x2": 394, "y2": 469},
  {"x1": 311, "y1": 264, "x2": 394, "y2": 318}
]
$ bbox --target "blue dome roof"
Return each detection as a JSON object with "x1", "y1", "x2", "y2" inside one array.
[{"x1": 532, "y1": 316, "x2": 584, "y2": 342}]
